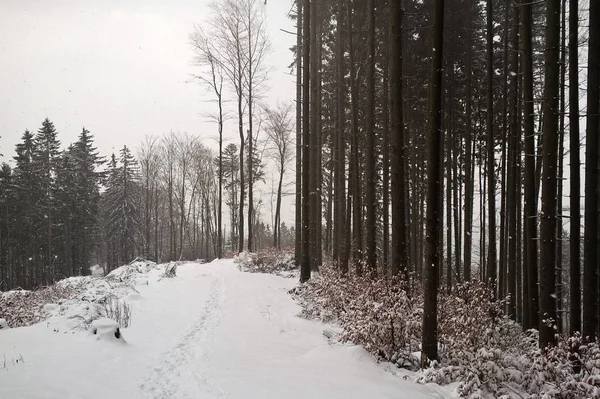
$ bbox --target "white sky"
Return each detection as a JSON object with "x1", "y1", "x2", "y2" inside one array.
[{"x1": 0, "y1": 0, "x2": 298, "y2": 226}]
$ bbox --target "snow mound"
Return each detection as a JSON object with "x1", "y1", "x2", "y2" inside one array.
[
  {"x1": 90, "y1": 264, "x2": 105, "y2": 277},
  {"x1": 0, "y1": 318, "x2": 9, "y2": 329},
  {"x1": 106, "y1": 258, "x2": 159, "y2": 282},
  {"x1": 89, "y1": 318, "x2": 126, "y2": 343}
]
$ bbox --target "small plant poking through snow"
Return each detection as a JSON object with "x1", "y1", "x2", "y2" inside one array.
[
  {"x1": 161, "y1": 262, "x2": 178, "y2": 278},
  {"x1": 97, "y1": 295, "x2": 132, "y2": 328}
]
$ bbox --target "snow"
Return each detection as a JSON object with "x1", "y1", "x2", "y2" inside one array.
[{"x1": 0, "y1": 259, "x2": 453, "y2": 398}]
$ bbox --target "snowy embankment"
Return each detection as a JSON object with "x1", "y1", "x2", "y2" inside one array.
[{"x1": 0, "y1": 258, "x2": 452, "y2": 399}]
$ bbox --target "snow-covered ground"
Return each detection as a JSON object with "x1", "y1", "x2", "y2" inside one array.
[{"x1": 0, "y1": 259, "x2": 453, "y2": 398}]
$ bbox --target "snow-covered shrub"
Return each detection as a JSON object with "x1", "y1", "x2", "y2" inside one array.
[
  {"x1": 292, "y1": 264, "x2": 600, "y2": 398},
  {"x1": 292, "y1": 264, "x2": 423, "y2": 369},
  {"x1": 0, "y1": 285, "x2": 79, "y2": 327},
  {"x1": 236, "y1": 249, "x2": 297, "y2": 277}
]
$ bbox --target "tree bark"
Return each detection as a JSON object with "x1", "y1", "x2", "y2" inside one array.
[
  {"x1": 522, "y1": 0, "x2": 539, "y2": 329},
  {"x1": 295, "y1": 0, "x2": 303, "y2": 264},
  {"x1": 463, "y1": 0, "x2": 474, "y2": 281},
  {"x1": 583, "y1": 0, "x2": 600, "y2": 339},
  {"x1": 486, "y1": 0, "x2": 497, "y2": 289},
  {"x1": 365, "y1": 0, "x2": 377, "y2": 277},
  {"x1": 300, "y1": 0, "x2": 311, "y2": 283},
  {"x1": 569, "y1": 0, "x2": 581, "y2": 336},
  {"x1": 390, "y1": 0, "x2": 407, "y2": 278},
  {"x1": 422, "y1": 0, "x2": 445, "y2": 367},
  {"x1": 539, "y1": 0, "x2": 560, "y2": 348}
]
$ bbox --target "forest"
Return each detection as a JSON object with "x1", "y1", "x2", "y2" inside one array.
[
  {"x1": 1, "y1": 0, "x2": 600, "y2": 385},
  {"x1": 291, "y1": 0, "x2": 598, "y2": 365}
]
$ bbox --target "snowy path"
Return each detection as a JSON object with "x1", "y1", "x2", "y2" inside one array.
[{"x1": 0, "y1": 259, "x2": 451, "y2": 399}]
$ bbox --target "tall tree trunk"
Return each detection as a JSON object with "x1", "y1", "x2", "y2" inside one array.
[
  {"x1": 335, "y1": 0, "x2": 348, "y2": 275},
  {"x1": 422, "y1": 0, "x2": 445, "y2": 367},
  {"x1": 382, "y1": 13, "x2": 390, "y2": 275},
  {"x1": 499, "y1": 0, "x2": 511, "y2": 300},
  {"x1": 295, "y1": 0, "x2": 303, "y2": 264},
  {"x1": 309, "y1": 0, "x2": 321, "y2": 271},
  {"x1": 300, "y1": 0, "x2": 311, "y2": 283},
  {"x1": 365, "y1": 0, "x2": 377, "y2": 277},
  {"x1": 486, "y1": 0, "x2": 497, "y2": 288},
  {"x1": 463, "y1": 0, "x2": 474, "y2": 281},
  {"x1": 569, "y1": 0, "x2": 581, "y2": 336},
  {"x1": 555, "y1": 0, "x2": 566, "y2": 334},
  {"x1": 539, "y1": 0, "x2": 560, "y2": 348},
  {"x1": 522, "y1": 0, "x2": 539, "y2": 329},
  {"x1": 583, "y1": 0, "x2": 600, "y2": 339},
  {"x1": 390, "y1": 0, "x2": 407, "y2": 278},
  {"x1": 507, "y1": 2, "x2": 519, "y2": 320},
  {"x1": 347, "y1": 0, "x2": 363, "y2": 275}
]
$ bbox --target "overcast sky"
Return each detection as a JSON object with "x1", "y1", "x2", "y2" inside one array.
[
  {"x1": 0, "y1": 0, "x2": 295, "y2": 154},
  {"x1": 0, "y1": 0, "x2": 297, "y2": 225}
]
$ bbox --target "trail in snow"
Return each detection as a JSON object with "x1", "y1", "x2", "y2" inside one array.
[
  {"x1": 140, "y1": 272, "x2": 226, "y2": 398},
  {"x1": 0, "y1": 259, "x2": 454, "y2": 399}
]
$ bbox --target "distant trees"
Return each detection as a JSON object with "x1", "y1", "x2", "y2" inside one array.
[
  {"x1": 0, "y1": 120, "x2": 104, "y2": 290},
  {"x1": 193, "y1": 0, "x2": 271, "y2": 254},
  {"x1": 263, "y1": 102, "x2": 294, "y2": 249}
]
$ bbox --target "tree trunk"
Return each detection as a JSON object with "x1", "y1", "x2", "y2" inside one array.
[
  {"x1": 539, "y1": 0, "x2": 560, "y2": 348},
  {"x1": 347, "y1": 0, "x2": 363, "y2": 275},
  {"x1": 507, "y1": 2, "x2": 519, "y2": 320},
  {"x1": 335, "y1": 0, "x2": 348, "y2": 275},
  {"x1": 583, "y1": 0, "x2": 600, "y2": 339},
  {"x1": 486, "y1": 0, "x2": 497, "y2": 288},
  {"x1": 463, "y1": 0, "x2": 474, "y2": 281},
  {"x1": 422, "y1": 0, "x2": 445, "y2": 367},
  {"x1": 310, "y1": 0, "x2": 321, "y2": 272},
  {"x1": 569, "y1": 0, "x2": 581, "y2": 336},
  {"x1": 295, "y1": 0, "x2": 303, "y2": 264},
  {"x1": 365, "y1": 0, "x2": 377, "y2": 277},
  {"x1": 522, "y1": 0, "x2": 539, "y2": 329},
  {"x1": 300, "y1": 0, "x2": 311, "y2": 283},
  {"x1": 390, "y1": 0, "x2": 407, "y2": 278},
  {"x1": 555, "y1": 0, "x2": 566, "y2": 334}
]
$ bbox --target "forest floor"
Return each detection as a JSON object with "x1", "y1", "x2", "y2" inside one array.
[{"x1": 0, "y1": 258, "x2": 454, "y2": 399}]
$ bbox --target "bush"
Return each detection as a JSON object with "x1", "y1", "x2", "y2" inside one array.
[
  {"x1": 292, "y1": 262, "x2": 600, "y2": 398},
  {"x1": 236, "y1": 249, "x2": 297, "y2": 277}
]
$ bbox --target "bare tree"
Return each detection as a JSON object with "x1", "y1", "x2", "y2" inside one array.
[
  {"x1": 206, "y1": 0, "x2": 249, "y2": 253},
  {"x1": 240, "y1": 0, "x2": 271, "y2": 252},
  {"x1": 263, "y1": 102, "x2": 294, "y2": 249},
  {"x1": 190, "y1": 28, "x2": 227, "y2": 258}
]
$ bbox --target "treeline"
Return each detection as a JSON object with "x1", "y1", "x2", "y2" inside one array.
[
  {"x1": 0, "y1": 121, "x2": 293, "y2": 291},
  {"x1": 293, "y1": 0, "x2": 596, "y2": 358}
]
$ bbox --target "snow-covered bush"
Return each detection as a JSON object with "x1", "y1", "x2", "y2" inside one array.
[
  {"x1": 236, "y1": 249, "x2": 297, "y2": 277},
  {"x1": 0, "y1": 285, "x2": 79, "y2": 327},
  {"x1": 292, "y1": 262, "x2": 600, "y2": 398}
]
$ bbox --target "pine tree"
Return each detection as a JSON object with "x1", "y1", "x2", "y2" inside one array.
[
  {"x1": 32, "y1": 119, "x2": 61, "y2": 285},
  {"x1": 102, "y1": 146, "x2": 140, "y2": 269}
]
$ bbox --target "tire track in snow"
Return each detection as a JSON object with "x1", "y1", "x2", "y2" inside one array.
[{"x1": 139, "y1": 272, "x2": 227, "y2": 398}]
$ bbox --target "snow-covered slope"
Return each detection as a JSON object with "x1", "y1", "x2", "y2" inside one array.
[{"x1": 0, "y1": 259, "x2": 451, "y2": 399}]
